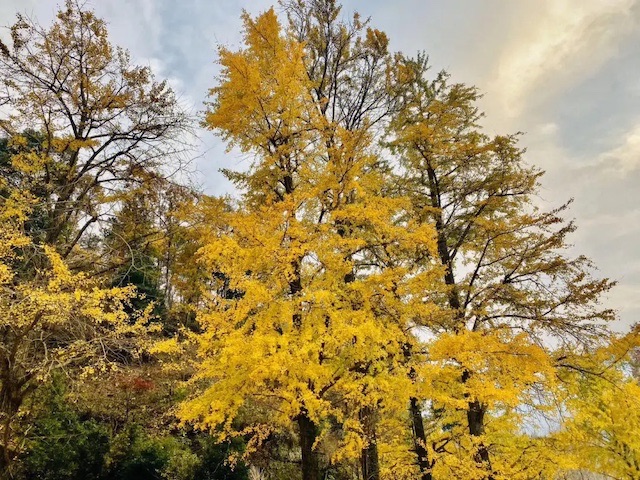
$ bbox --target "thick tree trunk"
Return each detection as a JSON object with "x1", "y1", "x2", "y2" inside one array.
[
  {"x1": 297, "y1": 410, "x2": 320, "y2": 480},
  {"x1": 0, "y1": 414, "x2": 14, "y2": 480},
  {"x1": 360, "y1": 406, "x2": 380, "y2": 480},
  {"x1": 288, "y1": 249, "x2": 320, "y2": 480},
  {"x1": 0, "y1": 380, "x2": 22, "y2": 480},
  {"x1": 467, "y1": 401, "x2": 491, "y2": 468},
  {"x1": 360, "y1": 443, "x2": 380, "y2": 480},
  {"x1": 463, "y1": 370, "x2": 493, "y2": 480},
  {"x1": 410, "y1": 397, "x2": 433, "y2": 480}
]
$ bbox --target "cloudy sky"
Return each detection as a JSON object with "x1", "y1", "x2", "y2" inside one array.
[{"x1": 2, "y1": 0, "x2": 639, "y2": 330}]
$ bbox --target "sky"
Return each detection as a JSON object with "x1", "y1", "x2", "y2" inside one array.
[{"x1": 1, "y1": 0, "x2": 639, "y2": 330}]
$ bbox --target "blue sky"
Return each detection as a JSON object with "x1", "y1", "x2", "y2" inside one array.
[{"x1": 2, "y1": 0, "x2": 640, "y2": 329}]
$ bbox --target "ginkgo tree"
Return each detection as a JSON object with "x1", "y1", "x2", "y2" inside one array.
[
  {"x1": 279, "y1": 3, "x2": 412, "y2": 476},
  {"x1": 387, "y1": 57, "x2": 617, "y2": 479},
  {"x1": 281, "y1": 2, "x2": 413, "y2": 477},
  {"x1": 178, "y1": 8, "x2": 442, "y2": 480}
]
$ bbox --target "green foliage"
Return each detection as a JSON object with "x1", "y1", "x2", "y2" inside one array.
[
  {"x1": 103, "y1": 193, "x2": 166, "y2": 316},
  {"x1": 20, "y1": 379, "x2": 111, "y2": 480},
  {"x1": 191, "y1": 436, "x2": 249, "y2": 480},
  {"x1": 105, "y1": 428, "x2": 250, "y2": 480},
  {"x1": 21, "y1": 378, "x2": 250, "y2": 480},
  {"x1": 107, "y1": 426, "x2": 175, "y2": 480}
]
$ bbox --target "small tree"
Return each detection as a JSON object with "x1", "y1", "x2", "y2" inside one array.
[{"x1": 0, "y1": 177, "x2": 150, "y2": 477}]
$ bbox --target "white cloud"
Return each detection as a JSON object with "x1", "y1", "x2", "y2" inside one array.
[
  {"x1": 493, "y1": 0, "x2": 638, "y2": 117},
  {"x1": 538, "y1": 122, "x2": 559, "y2": 136},
  {"x1": 599, "y1": 121, "x2": 640, "y2": 172},
  {"x1": 93, "y1": 0, "x2": 163, "y2": 66}
]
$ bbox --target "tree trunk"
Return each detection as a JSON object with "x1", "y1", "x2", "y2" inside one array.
[
  {"x1": 338, "y1": 241, "x2": 382, "y2": 480},
  {"x1": 360, "y1": 406, "x2": 380, "y2": 480},
  {"x1": 297, "y1": 410, "x2": 320, "y2": 480},
  {"x1": 0, "y1": 379, "x2": 21, "y2": 480},
  {"x1": 289, "y1": 252, "x2": 320, "y2": 480},
  {"x1": 463, "y1": 369, "x2": 493, "y2": 480},
  {"x1": 467, "y1": 401, "x2": 491, "y2": 469},
  {"x1": 0, "y1": 414, "x2": 14, "y2": 480},
  {"x1": 410, "y1": 397, "x2": 433, "y2": 480}
]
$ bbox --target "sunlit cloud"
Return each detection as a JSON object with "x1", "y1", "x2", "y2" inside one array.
[
  {"x1": 599, "y1": 121, "x2": 640, "y2": 172},
  {"x1": 493, "y1": 0, "x2": 638, "y2": 117}
]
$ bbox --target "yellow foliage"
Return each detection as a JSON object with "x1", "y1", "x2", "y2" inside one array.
[
  {"x1": 425, "y1": 330, "x2": 555, "y2": 408},
  {"x1": 0, "y1": 192, "x2": 153, "y2": 455},
  {"x1": 555, "y1": 334, "x2": 640, "y2": 480}
]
